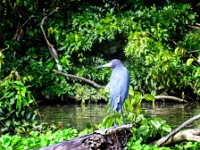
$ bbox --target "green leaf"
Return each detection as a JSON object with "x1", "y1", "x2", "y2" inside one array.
[
  {"x1": 137, "y1": 125, "x2": 150, "y2": 136},
  {"x1": 150, "y1": 119, "x2": 162, "y2": 129},
  {"x1": 186, "y1": 58, "x2": 194, "y2": 66},
  {"x1": 162, "y1": 124, "x2": 171, "y2": 132},
  {"x1": 7, "y1": 92, "x2": 14, "y2": 98},
  {"x1": 21, "y1": 87, "x2": 26, "y2": 97},
  {"x1": 2, "y1": 135, "x2": 11, "y2": 148},
  {"x1": 5, "y1": 120, "x2": 11, "y2": 127},
  {"x1": 144, "y1": 94, "x2": 154, "y2": 101},
  {"x1": 22, "y1": 98, "x2": 27, "y2": 107},
  {"x1": 10, "y1": 97, "x2": 16, "y2": 105},
  {"x1": 129, "y1": 85, "x2": 134, "y2": 96},
  {"x1": 14, "y1": 81, "x2": 24, "y2": 86},
  {"x1": 16, "y1": 95, "x2": 22, "y2": 111}
]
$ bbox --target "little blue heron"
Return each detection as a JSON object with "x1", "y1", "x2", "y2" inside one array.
[{"x1": 97, "y1": 59, "x2": 130, "y2": 125}]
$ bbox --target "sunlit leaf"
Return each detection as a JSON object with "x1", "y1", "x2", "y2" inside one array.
[
  {"x1": 186, "y1": 58, "x2": 194, "y2": 66},
  {"x1": 144, "y1": 94, "x2": 154, "y2": 101}
]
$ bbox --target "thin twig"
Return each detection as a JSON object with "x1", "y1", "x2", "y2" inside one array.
[
  {"x1": 12, "y1": 19, "x2": 29, "y2": 40},
  {"x1": 185, "y1": 49, "x2": 200, "y2": 53}
]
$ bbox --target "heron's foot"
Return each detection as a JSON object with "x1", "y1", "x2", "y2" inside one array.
[{"x1": 113, "y1": 123, "x2": 118, "y2": 127}]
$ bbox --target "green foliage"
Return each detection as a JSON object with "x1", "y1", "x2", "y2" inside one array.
[
  {"x1": 135, "y1": 115, "x2": 171, "y2": 142},
  {"x1": 123, "y1": 4, "x2": 198, "y2": 98},
  {"x1": 126, "y1": 139, "x2": 170, "y2": 150},
  {"x1": 0, "y1": 0, "x2": 199, "y2": 102},
  {"x1": 174, "y1": 142, "x2": 200, "y2": 150},
  {"x1": 177, "y1": 30, "x2": 200, "y2": 96},
  {"x1": 0, "y1": 1, "x2": 200, "y2": 149},
  {"x1": 0, "y1": 128, "x2": 78, "y2": 150},
  {"x1": 0, "y1": 77, "x2": 38, "y2": 134}
]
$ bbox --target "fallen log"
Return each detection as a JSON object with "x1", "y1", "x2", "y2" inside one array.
[{"x1": 38, "y1": 124, "x2": 133, "y2": 150}]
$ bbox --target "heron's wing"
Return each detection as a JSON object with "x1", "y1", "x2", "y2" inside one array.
[{"x1": 110, "y1": 67, "x2": 130, "y2": 111}]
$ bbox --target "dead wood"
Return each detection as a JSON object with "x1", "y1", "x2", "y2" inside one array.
[
  {"x1": 187, "y1": 23, "x2": 200, "y2": 30},
  {"x1": 53, "y1": 69, "x2": 105, "y2": 88},
  {"x1": 142, "y1": 95, "x2": 187, "y2": 103},
  {"x1": 156, "y1": 129, "x2": 200, "y2": 146},
  {"x1": 40, "y1": 7, "x2": 61, "y2": 71},
  {"x1": 38, "y1": 124, "x2": 133, "y2": 150},
  {"x1": 156, "y1": 114, "x2": 200, "y2": 146}
]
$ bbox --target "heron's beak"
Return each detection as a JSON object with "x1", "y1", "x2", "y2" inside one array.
[
  {"x1": 96, "y1": 65, "x2": 104, "y2": 69},
  {"x1": 96, "y1": 62, "x2": 112, "y2": 69}
]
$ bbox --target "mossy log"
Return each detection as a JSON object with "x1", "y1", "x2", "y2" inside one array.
[{"x1": 38, "y1": 124, "x2": 133, "y2": 150}]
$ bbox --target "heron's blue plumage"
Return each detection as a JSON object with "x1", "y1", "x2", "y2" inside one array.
[
  {"x1": 110, "y1": 64, "x2": 130, "y2": 111},
  {"x1": 97, "y1": 59, "x2": 130, "y2": 125}
]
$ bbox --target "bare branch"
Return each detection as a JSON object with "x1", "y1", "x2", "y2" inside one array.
[
  {"x1": 157, "y1": 114, "x2": 200, "y2": 146},
  {"x1": 12, "y1": 19, "x2": 29, "y2": 40},
  {"x1": 53, "y1": 69, "x2": 105, "y2": 89},
  {"x1": 40, "y1": 7, "x2": 61, "y2": 71},
  {"x1": 187, "y1": 24, "x2": 200, "y2": 30},
  {"x1": 147, "y1": 95, "x2": 187, "y2": 103}
]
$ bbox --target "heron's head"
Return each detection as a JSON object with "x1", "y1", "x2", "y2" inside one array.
[{"x1": 97, "y1": 59, "x2": 124, "y2": 69}]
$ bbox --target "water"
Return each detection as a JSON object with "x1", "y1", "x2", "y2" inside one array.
[
  {"x1": 39, "y1": 102, "x2": 200, "y2": 131},
  {"x1": 39, "y1": 104, "x2": 107, "y2": 130}
]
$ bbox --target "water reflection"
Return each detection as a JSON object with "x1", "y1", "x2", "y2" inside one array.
[
  {"x1": 39, "y1": 104, "x2": 107, "y2": 131},
  {"x1": 142, "y1": 102, "x2": 200, "y2": 128},
  {"x1": 39, "y1": 102, "x2": 200, "y2": 131}
]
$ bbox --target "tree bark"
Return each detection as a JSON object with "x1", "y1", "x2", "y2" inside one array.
[{"x1": 38, "y1": 124, "x2": 133, "y2": 150}]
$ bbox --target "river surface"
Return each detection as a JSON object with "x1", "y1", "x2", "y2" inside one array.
[{"x1": 39, "y1": 102, "x2": 200, "y2": 131}]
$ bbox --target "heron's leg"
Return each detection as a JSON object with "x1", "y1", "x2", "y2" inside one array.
[
  {"x1": 114, "y1": 111, "x2": 116, "y2": 126},
  {"x1": 121, "y1": 109, "x2": 126, "y2": 124}
]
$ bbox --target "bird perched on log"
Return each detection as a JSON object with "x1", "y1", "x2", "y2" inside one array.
[{"x1": 97, "y1": 59, "x2": 130, "y2": 125}]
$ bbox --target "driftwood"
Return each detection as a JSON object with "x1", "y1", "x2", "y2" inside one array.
[
  {"x1": 38, "y1": 124, "x2": 133, "y2": 150},
  {"x1": 156, "y1": 114, "x2": 200, "y2": 146},
  {"x1": 156, "y1": 129, "x2": 200, "y2": 146}
]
